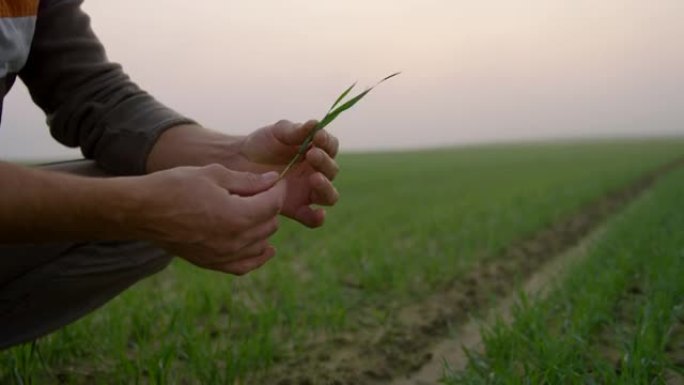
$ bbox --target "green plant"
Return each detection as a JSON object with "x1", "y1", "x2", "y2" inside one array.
[
  {"x1": 4, "y1": 140, "x2": 683, "y2": 384},
  {"x1": 278, "y1": 72, "x2": 401, "y2": 179},
  {"x1": 444, "y1": 167, "x2": 684, "y2": 384}
]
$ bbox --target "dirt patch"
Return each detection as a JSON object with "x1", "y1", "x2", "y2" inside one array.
[
  {"x1": 265, "y1": 158, "x2": 684, "y2": 385},
  {"x1": 393, "y1": 226, "x2": 604, "y2": 385}
]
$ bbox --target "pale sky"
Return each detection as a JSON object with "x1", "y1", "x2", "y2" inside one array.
[{"x1": 1, "y1": 0, "x2": 683, "y2": 161}]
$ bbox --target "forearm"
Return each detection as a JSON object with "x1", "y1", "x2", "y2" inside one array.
[
  {"x1": 0, "y1": 162, "x2": 138, "y2": 243},
  {"x1": 21, "y1": 0, "x2": 195, "y2": 175},
  {"x1": 146, "y1": 124, "x2": 250, "y2": 173}
]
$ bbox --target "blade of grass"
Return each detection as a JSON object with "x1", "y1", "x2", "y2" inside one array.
[
  {"x1": 278, "y1": 72, "x2": 401, "y2": 179},
  {"x1": 327, "y1": 82, "x2": 357, "y2": 114},
  {"x1": 317, "y1": 88, "x2": 372, "y2": 131},
  {"x1": 379, "y1": 71, "x2": 402, "y2": 83}
]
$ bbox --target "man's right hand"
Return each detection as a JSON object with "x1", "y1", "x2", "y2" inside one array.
[
  {"x1": 126, "y1": 164, "x2": 286, "y2": 275},
  {"x1": 1, "y1": 161, "x2": 285, "y2": 276}
]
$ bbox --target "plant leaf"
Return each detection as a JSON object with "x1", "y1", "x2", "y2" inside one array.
[
  {"x1": 327, "y1": 82, "x2": 357, "y2": 114},
  {"x1": 278, "y1": 72, "x2": 401, "y2": 179},
  {"x1": 380, "y1": 71, "x2": 402, "y2": 83},
  {"x1": 317, "y1": 88, "x2": 372, "y2": 131},
  {"x1": 318, "y1": 72, "x2": 401, "y2": 131}
]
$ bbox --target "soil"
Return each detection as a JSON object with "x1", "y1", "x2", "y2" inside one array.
[
  {"x1": 265, "y1": 158, "x2": 684, "y2": 385},
  {"x1": 392, "y1": 227, "x2": 604, "y2": 385}
]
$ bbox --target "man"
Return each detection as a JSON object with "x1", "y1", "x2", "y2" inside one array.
[{"x1": 0, "y1": 0, "x2": 340, "y2": 349}]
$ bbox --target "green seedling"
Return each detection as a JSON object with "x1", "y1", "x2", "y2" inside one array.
[
  {"x1": 4, "y1": 140, "x2": 684, "y2": 385},
  {"x1": 278, "y1": 72, "x2": 401, "y2": 179}
]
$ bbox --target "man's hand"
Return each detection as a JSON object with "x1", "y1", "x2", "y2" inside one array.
[
  {"x1": 128, "y1": 164, "x2": 286, "y2": 275},
  {"x1": 236, "y1": 120, "x2": 340, "y2": 228},
  {"x1": 147, "y1": 121, "x2": 341, "y2": 229},
  {"x1": 1, "y1": 162, "x2": 285, "y2": 275}
]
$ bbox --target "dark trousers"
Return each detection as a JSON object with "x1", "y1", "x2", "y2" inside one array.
[{"x1": 0, "y1": 160, "x2": 172, "y2": 350}]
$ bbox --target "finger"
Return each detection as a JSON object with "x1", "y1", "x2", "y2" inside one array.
[
  {"x1": 234, "y1": 180, "x2": 287, "y2": 226},
  {"x1": 306, "y1": 147, "x2": 339, "y2": 181},
  {"x1": 207, "y1": 165, "x2": 279, "y2": 196},
  {"x1": 310, "y1": 172, "x2": 340, "y2": 206},
  {"x1": 231, "y1": 240, "x2": 270, "y2": 261},
  {"x1": 234, "y1": 218, "x2": 279, "y2": 250},
  {"x1": 294, "y1": 206, "x2": 326, "y2": 229},
  {"x1": 219, "y1": 246, "x2": 276, "y2": 276},
  {"x1": 272, "y1": 119, "x2": 319, "y2": 146},
  {"x1": 313, "y1": 130, "x2": 340, "y2": 158}
]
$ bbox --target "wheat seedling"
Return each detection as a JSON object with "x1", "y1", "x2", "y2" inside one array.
[{"x1": 278, "y1": 72, "x2": 401, "y2": 179}]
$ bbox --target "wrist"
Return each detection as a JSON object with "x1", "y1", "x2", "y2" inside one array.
[
  {"x1": 39, "y1": 174, "x2": 145, "y2": 241},
  {"x1": 86, "y1": 176, "x2": 147, "y2": 240},
  {"x1": 0, "y1": 162, "x2": 144, "y2": 242}
]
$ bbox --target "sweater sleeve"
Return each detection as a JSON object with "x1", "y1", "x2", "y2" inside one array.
[{"x1": 18, "y1": 0, "x2": 196, "y2": 175}]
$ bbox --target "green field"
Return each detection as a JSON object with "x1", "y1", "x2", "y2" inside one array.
[
  {"x1": 2, "y1": 139, "x2": 683, "y2": 384},
  {"x1": 444, "y1": 164, "x2": 684, "y2": 384}
]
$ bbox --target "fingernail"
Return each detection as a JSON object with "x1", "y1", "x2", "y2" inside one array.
[{"x1": 261, "y1": 171, "x2": 279, "y2": 182}]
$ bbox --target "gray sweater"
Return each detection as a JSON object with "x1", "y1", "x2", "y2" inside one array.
[{"x1": 0, "y1": 0, "x2": 195, "y2": 175}]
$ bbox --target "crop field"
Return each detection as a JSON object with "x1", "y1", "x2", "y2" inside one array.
[
  {"x1": 1, "y1": 139, "x2": 683, "y2": 384},
  {"x1": 443, "y1": 163, "x2": 684, "y2": 384}
]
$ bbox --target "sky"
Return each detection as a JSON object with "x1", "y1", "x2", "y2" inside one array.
[{"x1": 1, "y1": 0, "x2": 683, "y2": 161}]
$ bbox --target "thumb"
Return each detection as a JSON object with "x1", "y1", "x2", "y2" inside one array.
[
  {"x1": 234, "y1": 179, "x2": 288, "y2": 224},
  {"x1": 216, "y1": 169, "x2": 280, "y2": 196},
  {"x1": 273, "y1": 119, "x2": 318, "y2": 146}
]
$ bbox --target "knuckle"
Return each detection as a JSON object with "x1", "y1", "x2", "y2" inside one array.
[
  {"x1": 224, "y1": 169, "x2": 244, "y2": 179},
  {"x1": 330, "y1": 162, "x2": 340, "y2": 177},
  {"x1": 235, "y1": 171, "x2": 262, "y2": 192},
  {"x1": 267, "y1": 206, "x2": 282, "y2": 218},
  {"x1": 268, "y1": 202, "x2": 282, "y2": 218},
  {"x1": 323, "y1": 134, "x2": 334, "y2": 151},
  {"x1": 256, "y1": 241, "x2": 270, "y2": 253},
  {"x1": 239, "y1": 205, "x2": 258, "y2": 225},
  {"x1": 306, "y1": 148, "x2": 319, "y2": 164},
  {"x1": 228, "y1": 205, "x2": 254, "y2": 228},
  {"x1": 222, "y1": 218, "x2": 240, "y2": 236},
  {"x1": 330, "y1": 136, "x2": 340, "y2": 156},
  {"x1": 269, "y1": 219, "x2": 280, "y2": 235},
  {"x1": 315, "y1": 130, "x2": 329, "y2": 145},
  {"x1": 244, "y1": 172, "x2": 261, "y2": 185},
  {"x1": 204, "y1": 163, "x2": 225, "y2": 175},
  {"x1": 316, "y1": 148, "x2": 329, "y2": 163},
  {"x1": 275, "y1": 119, "x2": 292, "y2": 128},
  {"x1": 324, "y1": 194, "x2": 338, "y2": 206},
  {"x1": 222, "y1": 217, "x2": 243, "y2": 236}
]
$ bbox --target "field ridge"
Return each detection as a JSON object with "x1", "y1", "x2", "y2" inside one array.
[
  {"x1": 394, "y1": 223, "x2": 607, "y2": 384},
  {"x1": 268, "y1": 156, "x2": 684, "y2": 385}
]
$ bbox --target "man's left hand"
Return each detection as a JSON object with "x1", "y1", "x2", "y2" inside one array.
[{"x1": 236, "y1": 120, "x2": 340, "y2": 228}]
